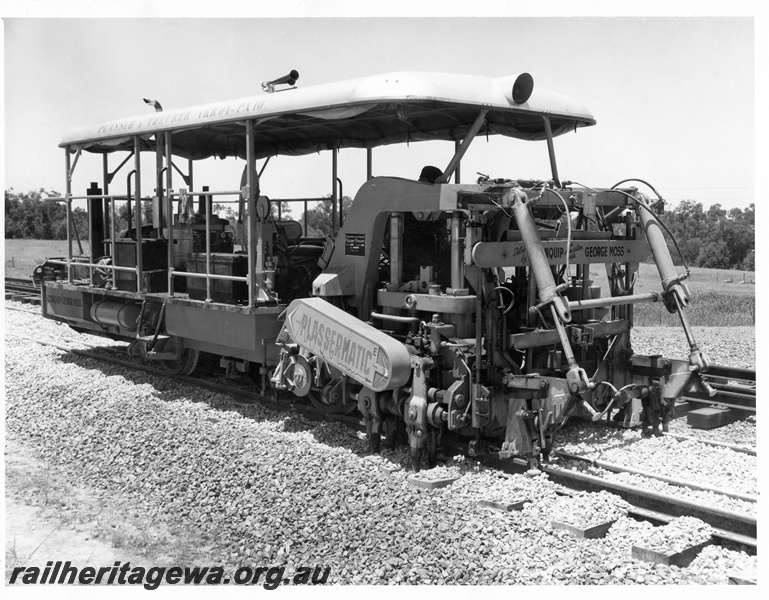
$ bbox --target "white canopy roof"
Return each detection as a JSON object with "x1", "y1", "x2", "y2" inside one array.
[{"x1": 60, "y1": 71, "x2": 596, "y2": 160}]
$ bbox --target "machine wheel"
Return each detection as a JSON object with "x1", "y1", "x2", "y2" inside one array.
[
  {"x1": 284, "y1": 355, "x2": 313, "y2": 397},
  {"x1": 307, "y1": 380, "x2": 347, "y2": 415},
  {"x1": 160, "y1": 348, "x2": 200, "y2": 376}
]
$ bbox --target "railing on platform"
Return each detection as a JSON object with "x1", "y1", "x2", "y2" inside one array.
[
  {"x1": 47, "y1": 187, "x2": 330, "y2": 307},
  {"x1": 47, "y1": 193, "x2": 134, "y2": 289},
  {"x1": 167, "y1": 189, "x2": 248, "y2": 304}
]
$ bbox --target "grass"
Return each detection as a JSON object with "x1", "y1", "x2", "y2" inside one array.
[
  {"x1": 589, "y1": 261, "x2": 755, "y2": 297},
  {"x1": 5, "y1": 238, "x2": 90, "y2": 279},
  {"x1": 588, "y1": 262, "x2": 755, "y2": 326},
  {"x1": 632, "y1": 291, "x2": 755, "y2": 327}
]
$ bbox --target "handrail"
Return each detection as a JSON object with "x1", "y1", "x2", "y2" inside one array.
[
  {"x1": 58, "y1": 177, "x2": 314, "y2": 305},
  {"x1": 170, "y1": 185, "x2": 252, "y2": 303},
  {"x1": 47, "y1": 194, "x2": 131, "y2": 202},
  {"x1": 169, "y1": 190, "x2": 242, "y2": 197},
  {"x1": 55, "y1": 190, "x2": 147, "y2": 287},
  {"x1": 45, "y1": 259, "x2": 139, "y2": 273},
  {"x1": 170, "y1": 270, "x2": 247, "y2": 283}
]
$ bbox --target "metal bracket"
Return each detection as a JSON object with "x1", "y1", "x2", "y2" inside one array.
[
  {"x1": 569, "y1": 324, "x2": 595, "y2": 347},
  {"x1": 171, "y1": 160, "x2": 192, "y2": 187},
  {"x1": 105, "y1": 151, "x2": 135, "y2": 185},
  {"x1": 445, "y1": 378, "x2": 470, "y2": 430},
  {"x1": 67, "y1": 147, "x2": 83, "y2": 181}
]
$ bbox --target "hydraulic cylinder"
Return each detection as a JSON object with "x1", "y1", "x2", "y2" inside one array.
[
  {"x1": 511, "y1": 192, "x2": 589, "y2": 394},
  {"x1": 637, "y1": 197, "x2": 709, "y2": 374}
]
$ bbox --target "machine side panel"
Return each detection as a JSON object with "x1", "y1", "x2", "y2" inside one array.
[
  {"x1": 165, "y1": 303, "x2": 282, "y2": 354},
  {"x1": 43, "y1": 284, "x2": 93, "y2": 322}
]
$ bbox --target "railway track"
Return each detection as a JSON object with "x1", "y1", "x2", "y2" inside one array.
[
  {"x1": 4, "y1": 276, "x2": 41, "y2": 304},
  {"x1": 685, "y1": 365, "x2": 756, "y2": 412},
  {"x1": 5, "y1": 322, "x2": 758, "y2": 551},
  {"x1": 448, "y1": 443, "x2": 756, "y2": 550}
]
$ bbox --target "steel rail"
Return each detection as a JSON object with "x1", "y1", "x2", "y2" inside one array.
[
  {"x1": 540, "y1": 464, "x2": 756, "y2": 541},
  {"x1": 5, "y1": 276, "x2": 37, "y2": 286},
  {"x1": 5, "y1": 278, "x2": 40, "y2": 294},
  {"x1": 704, "y1": 364, "x2": 756, "y2": 382},
  {"x1": 5, "y1": 278, "x2": 43, "y2": 304},
  {"x1": 704, "y1": 376, "x2": 756, "y2": 388},
  {"x1": 552, "y1": 449, "x2": 756, "y2": 503},
  {"x1": 702, "y1": 384, "x2": 755, "y2": 398},
  {"x1": 661, "y1": 432, "x2": 755, "y2": 456},
  {"x1": 682, "y1": 395, "x2": 755, "y2": 412}
]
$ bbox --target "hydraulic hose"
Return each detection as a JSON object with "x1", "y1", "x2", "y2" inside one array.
[
  {"x1": 611, "y1": 178, "x2": 664, "y2": 202},
  {"x1": 610, "y1": 181, "x2": 690, "y2": 275}
]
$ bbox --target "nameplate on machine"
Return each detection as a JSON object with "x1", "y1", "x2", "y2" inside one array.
[
  {"x1": 344, "y1": 233, "x2": 366, "y2": 256},
  {"x1": 45, "y1": 286, "x2": 90, "y2": 321},
  {"x1": 472, "y1": 240, "x2": 646, "y2": 268}
]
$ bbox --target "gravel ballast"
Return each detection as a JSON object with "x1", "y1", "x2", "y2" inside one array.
[
  {"x1": 4, "y1": 305, "x2": 757, "y2": 584},
  {"x1": 631, "y1": 326, "x2": 755, "y2": 370}
]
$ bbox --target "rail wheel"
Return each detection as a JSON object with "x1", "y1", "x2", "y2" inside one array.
[
  {"x1": 160, "y1": 348, "x2": 200, "y2": 376},
  {"x1": 307, "y1": 380, "x2": 348, "y2": 415}
]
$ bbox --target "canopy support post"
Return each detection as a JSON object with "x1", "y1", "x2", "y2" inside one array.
[
  {"x1": 454, "y1": 140, "x2": 461, "y2": 183},
  {"x1": 332, "y1": 148, "x2": 338, "y2": 234},
  {"x1": 65, "y1": 148, "x2": 73, "y2": 283},
  {"x1": 165, "y1": 133, "x2": 174, "y2": 296},
  {"x1": 102, "y1": 154, "x2": 110, "y2": 243},
  {"x1": 542, "y1": 116, "x2": 561, "y2": 187},
  {"x1": 133, "y1": 136, "x2": 144, "y2": 293},
  {"x1": 437, "y1": 109, "x2": 487, "y2": 184},
  {"x1": 187, "y1": 158, "x2": 194, "y2": 195}
]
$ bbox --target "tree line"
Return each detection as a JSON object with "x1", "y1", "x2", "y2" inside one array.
[
  {"x1": 660, "y1": 200, "x2": 754, "y2": 271},
  {"x1": 4, "y1": 188, "x2": 149, "y2": 241},
  {"x1": 5, "y1": 189, "x2": 754, "y2": 271}
]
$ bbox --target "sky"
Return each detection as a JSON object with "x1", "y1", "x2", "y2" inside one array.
[{"x1": 0, "y1": 4, "x2": 762, "y2": 215}]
